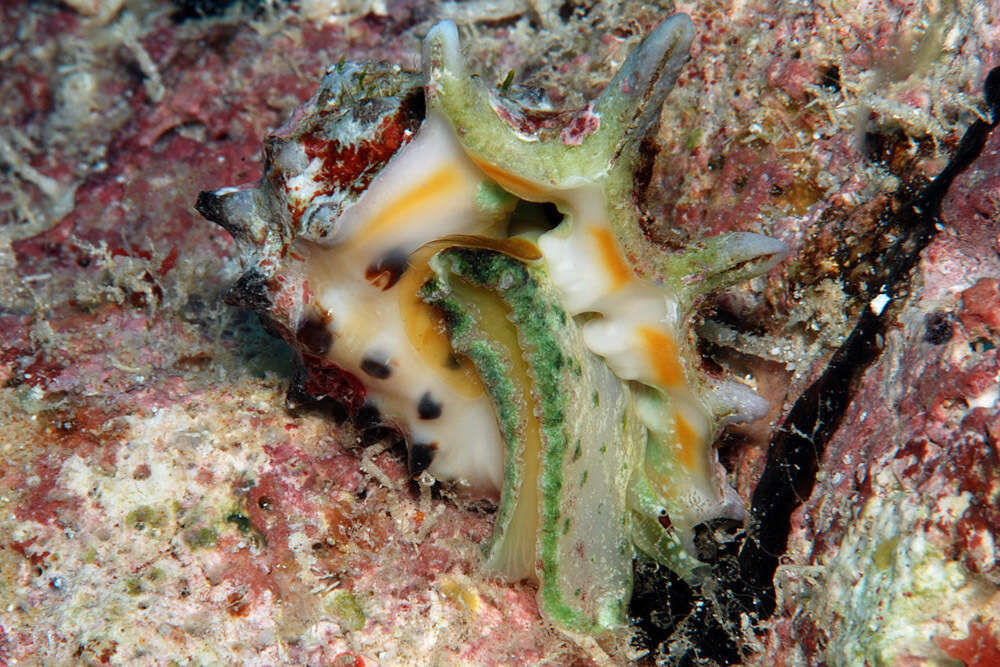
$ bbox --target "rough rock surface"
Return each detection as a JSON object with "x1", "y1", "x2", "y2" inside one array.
[{"x1": 1, "y1": 0, "x2": 998, "y2": 664}]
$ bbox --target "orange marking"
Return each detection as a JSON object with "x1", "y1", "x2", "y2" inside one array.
[
  {"x1": 358, "y1": 164, "x2": 463, "y2": 242},
  {"x1": 589, "y1": 227, "x2": 632, "y2": 289},
  {"x1": 395, "y1": 236, "x2": 541, "y2": 399},
  {"x1": 470, "y1": 156, "x2": 546, "y2": 200},
  {"x1": 638, "y1": 327, "x2": 685, "y2": 388},
  {"x1": 673, "y1": 412, "x2": 700, "y2": 471},
  {"x1": 397, "y1": 248, "x2": 484, "y2": 399}
]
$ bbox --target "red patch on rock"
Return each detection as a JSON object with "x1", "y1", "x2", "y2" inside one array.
[
  {"x1": 157, "y1": 246, "x2": 180, "y2": 277},
  {"x1": 14, "y1": 459, "x2": 79, "y2": 526},
  {"x1": 764, "y1": 58, "x2": 820, "y2": 102},
  {"x1": 947, "y1": 434, "x2": 1000, "y2": 575},
  {"x1": 412, "y1": 542, "x2": 454, "y2": 580},
  {"x1": 333, "y1": 653, "x2": 366, "y2": 667},
  {"x1": 960, "y1": 278, "x2": 1000, "y2": 335},
  {"x1": 10, "y1": 536, "x2": 49, "y2": 572},
  {"x1": 295, "y1": 354, "x2": 368, "y2": 414},
  {"x1": 314, "y1": 453, "x2": 365, "y2": 494},
  {"x1": 935, "y1": 620, "x2": 1000, "y2": 667}
]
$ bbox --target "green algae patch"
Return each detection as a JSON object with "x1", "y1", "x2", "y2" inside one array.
[
  {"x1": 126, "y1": 505, "x2": 166, "y2": 531},
  {"x1": 183, "y1": 526, "x2": 218, "y2": 550},
  {"x1": 124, "y1": 577, "x2": 144, "y2": 596},
  {"x1": 225, "y1": 512, "x2": 252, "y2": 533},
  {"x1": 873, "y1": 536, "x2": 900, "y2": 571},
  {"x1": 225, "y1": 502, "x2": 267, "y2": 550},
  {"x1": 326, "y1": 591, "x2": 367, "y2": 632}
]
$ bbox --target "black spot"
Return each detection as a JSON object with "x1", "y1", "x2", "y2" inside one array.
[
  {"x1": 355, "y1": 402, "x2": 381, "y2": 429},
  {"x1": 296, "y1": 316, "x2": 333, "y2": 356},
  {"x1": 923, "y1": 311, "x2": 952, "y2": 345},
  {"x1": 417, "y1": 392, "x2": 442, "y2": 420},
  {"x1": 408, "y1": 441, "x2": 437, "y2": 476},
  {"x1": 360, "y1": 355, "x2": 392, "y2": 379},
  {"x1": 819, "y1": 64, "x2": 841, "y2": 92},
  {"x1": 364, "y1": 247, "x2": 408, "y2": 290}
]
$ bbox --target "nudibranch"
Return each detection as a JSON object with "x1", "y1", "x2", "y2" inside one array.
[{"x1": 197, "y1": 14, "x2": 787, "y2": 634}]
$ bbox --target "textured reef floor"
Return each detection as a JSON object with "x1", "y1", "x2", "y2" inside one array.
[{"x1": 2, "y1": 0, "x2": 999, "y2": 664}]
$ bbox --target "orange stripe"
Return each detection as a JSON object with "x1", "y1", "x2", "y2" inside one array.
[
  {"x1": 397, "y1": 249, "x2": 484, "y2": 399},
  {"x1": 357, "y1": 164, "x2": 463, "y2": 243},
  {"x1": 673, "y1": 412, "x2": 700, "y2": 471},
  {"x1": 589, "y1": 227, "x2": 632, "y2": 289},
  {"x1": 470, "y1": 156, "x2": 545, "y2": 200},
  {"x1": 638, "y1": 327, "x2": 684, "y2": 388}
]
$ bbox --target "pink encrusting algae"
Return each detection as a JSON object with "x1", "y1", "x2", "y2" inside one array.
[{"x1": 2, "y1": 0, "x2": 999, "y2": 663}]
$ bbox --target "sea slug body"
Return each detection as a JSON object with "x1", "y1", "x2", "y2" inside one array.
[{"x1": 197, "y1": 14, "x2": 787, "y2": 634}]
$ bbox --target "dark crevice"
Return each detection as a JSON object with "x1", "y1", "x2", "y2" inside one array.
[
  {"x1": 632, "y1": 66, "x2": 1000, "y2": 664},
  {"x1": 818, "y1": 64, "x2": 841, "y2": 92},
  {"x1": 170, "y1": 0, "x2": 285, "y2": 21}
]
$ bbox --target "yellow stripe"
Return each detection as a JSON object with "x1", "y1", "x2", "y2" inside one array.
[
  {"x1": 397, "y1": 249, "x2": 484, "y2": 399},
  {"x1": 470, "y1": 156, "x2": 546, "y2": 200},
  {"x1": 673, "y1": 412, "x2": 700, "y2": 471},
  {"x1": 357, "y1": 164, "x2": 464, "y2": 243}
]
